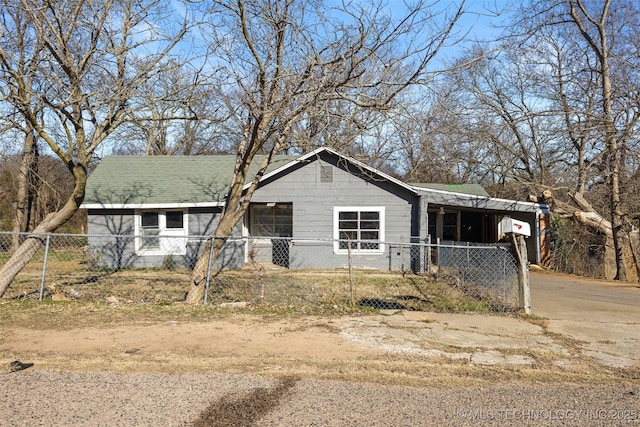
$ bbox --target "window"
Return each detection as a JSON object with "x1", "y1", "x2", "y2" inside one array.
[
  {"x1": 443, "y1": 212, "x2": 458, "y2": 241},
  {"x1": 140, "y1": 212, "x2": 160, "y2": 250},
  {"x1": 136, "y1": 210, "x2": 187, "y2": 255},
  {"x1": 166, "y1": 211, "x2": 184, "y2": 229},
  {"x1": 428, "y1": 212, "x2": 436, "y2": 241},
  {"x1": 250, "y1": 204, "x2": 292, "y2": 237},
  {"x1": 334, "y1": 207, "x2": 385, "y2": 253}
]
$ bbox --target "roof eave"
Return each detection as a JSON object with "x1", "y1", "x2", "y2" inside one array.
[
  {"x1": 81, "y1": 201, "x2": 225, "y2": 210},
  {"x1": 415, "y1": 187, "x2": 550, "y2": 213}
]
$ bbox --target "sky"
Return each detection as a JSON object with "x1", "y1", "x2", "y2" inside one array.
[
  {"x1": 2, "y1": 0, "x2": 514, "y2": 158},
  {"x1": 380, "y1": 0, "x2": 511, "y2": 67}
]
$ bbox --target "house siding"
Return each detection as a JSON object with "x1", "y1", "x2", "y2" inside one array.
[
  {"x1": 87, "y1": 209, "x2": 137, "y2": 270},
  {"x1": 86, "y1": 207, "x2": 245, "y2": 270},
  {"x1": 186, "y1": 207, "x2": 245, "y2": 270},
  {"x1": 249, "y1": 152, "x2": 418, "y2": 270}
]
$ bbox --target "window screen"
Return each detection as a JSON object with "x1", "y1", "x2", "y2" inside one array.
[
  {"x1": 140, "y1": 212, "x2": 160, "y2": 249},
  {"x1": 250, "y1": 204, "x2": 292, "y2": 237}
]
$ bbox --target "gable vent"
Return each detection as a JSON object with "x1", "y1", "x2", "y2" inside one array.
[{"x1": 320, "y1": 165, "x2": 333, "y2": 183}]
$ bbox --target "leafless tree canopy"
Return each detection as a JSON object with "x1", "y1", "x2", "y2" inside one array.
[
  {"x1": 0, "y1": 0, "x2": 192, "y2": 295},
  {"x1": 184, "y1": 0, "x2": 470, "y2": 303}
]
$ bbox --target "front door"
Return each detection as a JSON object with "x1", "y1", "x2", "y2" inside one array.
[{"x1": 427, "y1": 209, "x2": 459, "y2": 242}]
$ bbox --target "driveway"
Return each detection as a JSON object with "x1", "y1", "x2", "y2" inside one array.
[{"x1": 530, "y1": 270, "x2": 640, "y2": 367}]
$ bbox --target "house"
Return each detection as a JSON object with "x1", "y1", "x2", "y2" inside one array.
[{"x1": 81, "y1": 147, "x2": 550, "y2": 271}]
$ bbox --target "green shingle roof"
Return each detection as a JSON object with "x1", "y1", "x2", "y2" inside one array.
[
  {"x1": 83, "y1": 151, "x2": 493, "y2": 208},
  {"x1": 84, "y1": 155, "x2": 295, "y2": 206}
]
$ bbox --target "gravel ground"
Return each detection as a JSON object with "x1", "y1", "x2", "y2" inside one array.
[{"x1": 2, "y1": 370, "x2": 639, "y2": 426}]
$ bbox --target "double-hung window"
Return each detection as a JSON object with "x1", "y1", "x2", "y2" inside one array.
[
  {"x1": 140, "y1": 212, "x2": 161, "y2": 250},
  {"x1": 136, "y1": 210, "x2": 187, "y2": 255},
  {"x1": 334, "y1": 207, "x2": 385, "y2": 253}
]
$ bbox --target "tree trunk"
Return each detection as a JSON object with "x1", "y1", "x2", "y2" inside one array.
[
  {"x1": 629, "y1": 228, "x2": 640, "y2": 280},
  {"x1": 185, "y1": 236, "x2": 228, "y2": 304},
  {"x1": 186, "y1": 187, "x2": 244, "y2": 304},
  {"x1": 611, "y1": 210, "x2": 628, "y2": 281},
  {"x1": 0, "y1": 165, "x2": 87, "y2": 297},
  {"x1": 185, "y1": 123, "x2": 286, "y2": 304},
  {"x1": 12, "y1": 130, "x2": 39, "y2": 250},
  {"x1": 594, "y1": 1, "x2": 627, "y2": 281},
  {"x1": 185, "y1": 207, "x2": 242, "y2": 304},
  {"x1": 567, "y1": 192, "x2": 612, "y2": 236},
  {"x1": 566, "y1": 191, "x2": 619, "y2": 279}
]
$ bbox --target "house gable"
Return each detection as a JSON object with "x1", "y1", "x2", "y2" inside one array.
[
  {"x1": 250, "y1": 149, "x2": 420, "y2": 240},
  {"x1": 254, "y1": 147, "x2": 418, "y2": 198}
]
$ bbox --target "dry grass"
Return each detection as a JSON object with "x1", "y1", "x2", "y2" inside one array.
[
  {"x1": 4, "y1": 343, "x2": 628, "y2": 387},
  {"x1": 2, "y1": 266, "x2": 494, "y2": 324}
]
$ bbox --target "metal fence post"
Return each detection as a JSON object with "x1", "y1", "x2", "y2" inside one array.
[
  {"x1": 425, "y1": 236, "x2": 431, "y2": 274},
  {"x1": 436, "y1": 237, "x2": 440, "y2": 278},
  {"x1": 466, "y1": 242, "x2": 470, "y2": 271},
  {"x1": 39, "y1": 234, "x2": 51, "y2": 301},
  {"x1": 348, "y1": 241, "x2": 354, "y2": 305}
]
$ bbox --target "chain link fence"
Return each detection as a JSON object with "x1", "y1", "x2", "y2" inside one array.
[{"x1": 0, "y1": 232, "x2": 521, "y2": 311}]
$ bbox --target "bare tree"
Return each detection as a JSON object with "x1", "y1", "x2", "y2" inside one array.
[
  {"x1": 454, "y1": 0, "x2": 640, "y2": 279},
  {"x1": 521, "y1": 0, "x2": 640, "y2": 280},
  {"x1": 384, "y1": 86, "x2": 490, "y2": 184},
  {"x1": 186, "y1": 0, "x2": 467, "y2": 303},
  {"x1": 447, "y1": 46, "x2": 571, "y2": 196},
  {"x1": 0, "y1": 5, "x2": 43, "y2": 248},
  {"x1": 0, "y1": 0, "x2": 190, "y2": 296},
  {"x1": 12, "y1": 125, "x2": 39, "y2": 247},
  {"x1": 564, "y1": 0, "x2": 638, "y2": 280},
  {"x1": 113, "y1": 64, "x2": 230, "y2": 156}
]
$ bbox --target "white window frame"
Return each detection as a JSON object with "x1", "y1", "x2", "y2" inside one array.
[
  {"x1": 333, "y1": 206, "x2": 385, "y2": 254},
  {"x1": 134, "y1": 209, "x2": 188, "y2": 255}
]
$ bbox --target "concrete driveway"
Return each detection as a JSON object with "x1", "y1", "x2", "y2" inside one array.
[
  {"x1": 339, "y1": 271, "x2": 640, "y2": 370},
  {"x1": 530, "y1": 270, "x2": 640, "y2": 367}
]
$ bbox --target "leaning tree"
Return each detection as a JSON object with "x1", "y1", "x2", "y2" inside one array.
[
  {"x1": 512, "y1": 0, "x2": 640, "y2": 279},
  {"x1": 0, "y1": 0, "x2": 193, "y2": 296},
  {"x1": 185, "y1": 0, "x2": 471, "y2": 303}
]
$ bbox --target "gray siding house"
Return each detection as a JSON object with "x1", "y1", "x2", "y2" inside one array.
[{"x1": 82, "y1": 147, "x2": 550, "y2": 270}]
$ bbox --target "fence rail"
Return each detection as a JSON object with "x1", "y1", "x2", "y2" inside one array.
[{"x1": 0, "y1": 232, "x2": 521, "y2": 310}]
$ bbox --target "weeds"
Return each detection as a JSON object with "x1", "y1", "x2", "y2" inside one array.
[{"x1": 0, "y1": 269, "x2": 497, "y2": 331}]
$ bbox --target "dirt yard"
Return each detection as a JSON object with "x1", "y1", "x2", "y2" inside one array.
[
  {"x1": 2, "y1": 309, "x2": 639, "y2": 427},
  {"x1": 2, "y1": 270, "x2": 639, "y2": 426},
  {"x1": 2, "y1": 306, "x2": 640, "y2": 426},
  {"x1": 3, "y1": 314, "x2": 375, "y2": 374}
]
